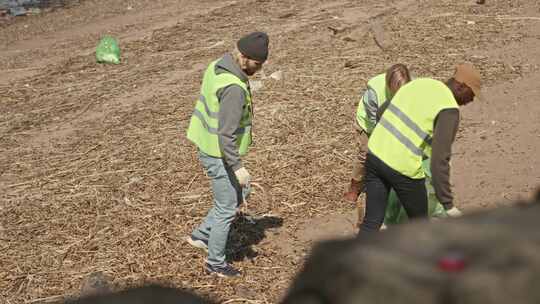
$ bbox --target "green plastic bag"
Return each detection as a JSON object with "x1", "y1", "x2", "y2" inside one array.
[
  {"x1": 384, "y1": 159, "x2": 447, "y2": 225},
  {"x1": 96, "y1": 36, "x2": 121, "y2": 64}
]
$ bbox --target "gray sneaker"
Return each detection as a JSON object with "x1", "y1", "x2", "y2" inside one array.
[
  {"x1": 205, "y1": 262, "x2": 241, "y2": 278},
  {"x1": 185, "y1": 235, "x2": 208, "y2": 252}
]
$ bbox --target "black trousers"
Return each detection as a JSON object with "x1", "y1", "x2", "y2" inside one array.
[{"x1": 360, "y1": 153, "x2": 428, "y2": 233}]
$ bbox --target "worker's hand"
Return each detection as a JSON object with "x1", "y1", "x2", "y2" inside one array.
[
  {"x1": 446, "y1": 206, "x2": 463, "y2": 218},
  {"x1": 234, "y1": 167, "x2": 251, "y2": 186}
]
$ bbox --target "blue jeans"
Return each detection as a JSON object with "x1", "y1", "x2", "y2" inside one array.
[{"x1": 191, "y1": 150, "x2": 251, "y2": 266}]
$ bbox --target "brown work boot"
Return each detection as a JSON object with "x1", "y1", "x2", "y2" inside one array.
[{"x1": 343, "y1": 179, "x2": 363, "y2": 202}]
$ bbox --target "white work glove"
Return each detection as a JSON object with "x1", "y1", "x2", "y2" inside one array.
[
  {"x1": 446, "y1": 206, "x2": 463, "y2": 218},
  {"x1": 234, "y1": 167, "x2": 251, "y2": 186}
]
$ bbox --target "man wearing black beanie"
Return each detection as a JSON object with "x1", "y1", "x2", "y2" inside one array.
[
  {"x1": 237, "y1": 31, "x2": 269, "y2": 67},
  {"x1": 185, "y1": 32, "x2": 269, "y2": 278}
]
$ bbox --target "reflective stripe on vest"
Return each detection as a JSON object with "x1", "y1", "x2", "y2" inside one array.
[
  {"x1": 199, "y1": 94, "x2": 218, "y2": 119},
  {"x1": 386, "y1": 103, "x2": 432, "y2": 146},
  {"x1": 378, "y1": 117, "x2": 424, "y2": 157},
  {"x1": 191, "y1": 97, "x2": 251, "y2": 135},
  {"x1": 368, "y1": 78, "x2": 458, "y2": 178},
  {"x1": 186, "y1": 59, "x2": 252, "y2": 157},
  {"x1": 191, "y1": 108, "x2": 217, "y2": 134}
]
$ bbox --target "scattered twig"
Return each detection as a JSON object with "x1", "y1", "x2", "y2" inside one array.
[
  {"x1": 222, "y1": 298, "x2": 261, "y2": 304},
  {"x1": 25, "y1": 295, "x2": 64, "y2": 304}
]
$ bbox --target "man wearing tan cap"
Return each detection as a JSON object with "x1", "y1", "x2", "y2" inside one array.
[{"x1": 359, "y1": 64, "x2": 481, "y2": 233}]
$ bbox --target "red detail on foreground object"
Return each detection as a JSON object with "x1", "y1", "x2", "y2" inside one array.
[{"x1": 438, "y1": 253, "x2": 467, "y2": 272}]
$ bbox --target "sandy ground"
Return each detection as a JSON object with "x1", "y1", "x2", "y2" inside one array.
[{"x1": 1, "y1": 0, "x2": 540, "y2": 303}]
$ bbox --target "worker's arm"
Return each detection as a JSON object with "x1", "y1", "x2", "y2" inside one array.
[
  {"x1": 362, "y1": 87, "x2": 379, "y2": 132},
  {"x1": 376, "y1": 99, "x2": 390, "y2": 122},
  {"x1": 431, "y1": 109, "x2": 460, "y2": 210},
  {"x1": 217, "y1": 84, "x2": 246, "y2": 171}
]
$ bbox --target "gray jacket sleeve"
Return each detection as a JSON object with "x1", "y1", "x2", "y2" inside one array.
[
  {"x1": 376, "y1": 99, "x2": 390, "y2": 122},
  {"x1": 431, "y1": 109, "x2": 460, "y2": 209},
  {"x1": 363, "y1": 88, "x2": 379, "y2": 128},
  {"x1": 217, "y1": 84, "x2": 246, "y2": 171}
]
